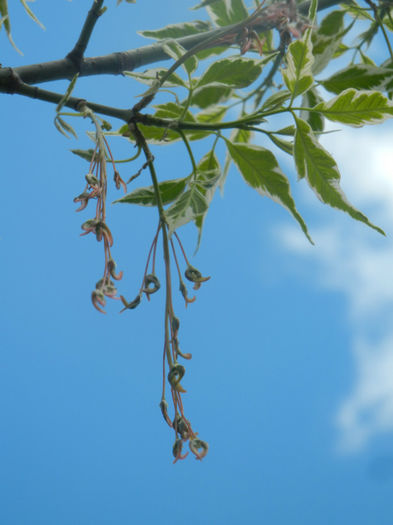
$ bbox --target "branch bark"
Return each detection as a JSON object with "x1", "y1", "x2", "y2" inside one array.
[
  {"x1": 66, "y1": 0, "x2": 106, "y2": 70},
  {"x1": 0, "y1": 0, "x2": 345, "y2": 87}
]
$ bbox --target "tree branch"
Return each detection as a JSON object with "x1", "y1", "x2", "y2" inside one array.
[
  {"x1": 0, "y1": 0, "x2": 346, "y2": 87},
  {"x1": 1, "y1": 69, "x2": 130, "y2": 120},
  {"x1": 66, "y1": 0, "x2": 106, "y2": 70}
]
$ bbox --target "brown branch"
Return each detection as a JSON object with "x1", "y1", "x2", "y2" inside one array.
[
  {"x1": 2, "y1": 69, "x2": 130, "y2": 120},
  {"x1": 66, "y1": 0, "x2": 106, "y2": 70}
]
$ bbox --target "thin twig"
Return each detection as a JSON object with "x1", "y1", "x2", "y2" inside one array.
[
  {"x1": 66, "y1": 0, "x2": 106, "y2": 70},
  {"x1": 364, "y1": 0, "x2": 393, "y2": 61}
]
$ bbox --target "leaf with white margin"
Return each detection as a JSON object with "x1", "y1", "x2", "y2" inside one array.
[
  {"x1": 124, "y1": 69, "x2": 186, "y2": 88},
  {"x1": 166, "y1": 184, "x2": 208, "y2": 235},
  {"x1": 314, "y1": 89, "x2": 393, "y2": 127},
  {"x1": 139, "y1": 20, "x2": 211, "y2": 39},
  {"x1": 203, "y1": 0, "x2": 248, "y2": 26},
  {"x1": 162, "y1": 40, "x2": 198, "y2": 75},
  {"x1": 294, "y1": 116, "x2": 384, "y2": 234},
  {"x1": 321, "y1": 64, "x2": 393, "y2": 94},
  {"x1": 226, "y1": 141, "x2": 313, "y2": 243},
  {"x1": 282, "y1": 36, "x2": 314, "y2": 99}
]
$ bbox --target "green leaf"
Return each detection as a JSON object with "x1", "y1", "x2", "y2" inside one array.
[
  {"x1": 220, "y1": 127, "x2": 252, "y2": 193},
  {"x1": 343, "y1": 1, "x2": 374, "y2": 21},
  {"x1": 56, "y1": 73, "x2": 79, "y2": 113},
  {"x1": 195, "y1": 45, "x2": 228, "y2": 60},
  {"x1": 383, "y1": 11, "x2": 393, "y2": 32},
  {"x1": 268, "y1": 134, "x2": 293, "y2": 155},
  {"x1": 191, "y1": 0, "x2": 219, "y2": 8},
  {"x1": 191, "y1": 0, "x2": 221, "y2": 9},
  {"x1": 54, "y1": 116, "x2": 77, "y2": 139},
  {"x1": 314, "y1": 89, "x2": 393, "y2": 127},
  {"x1": 186, "y1": 129, "x2": 213, "y2": 141},
  {"x1": 0, "y1": 0, "x2": 9, "y2": 36},
  {"x1": 194, "y1": 153, "x2": 221, "y2": 250},
  {"x1": 124, "y1": 68, "x2": 186, "y2": 88},
  {"x1": 274, "y1": 125, "x2": 296, "y2": 136},
  {"x1": 165, "y1": 154, "x2": 221, "y2": 236},
  {"x1": 293, "y1": 116, "x2": 384, "y2": 234},
  {"x1": 0, "y1": 0, "x2": 22, "y2": 53},
  {"x1": 195, "y1": 105, "x2": 228, "y2": 123},
  {"x1": 198, "y1": 56, "x2": 264, "y2": 88},
  {"x1": 333, "y1": 43, "x2": 349, "y2": 59},
  {"x1": 321, "y1": 64, "x2": 393, "y2": 94},
  {"x1": 114, "y1": 178, "x2": 187, "y2": 206},
  {"x1": 308, "y1": 0, "x2": 318, "y2": 23},
  {"x1": 311, "y1": 10, "x2": 347, "y2": 74},
  {"x1": 166, "y1": 185, "x2": 208, "y2": 235},
  {"x1": 300, "y1": 87, "x2": 325, "y2": 132},
  {"x1": 282, "y1": 36, "x2": 314, "y2": 99},
  {"x1": 134, "y1": 123, "x2": 180, "y2": 144},
  {"x1": 71, "y1": 149, "x2": 95, "y2": 162},
  {"x1": 19, "y1": 0, "x2": 45, "y2": 30},
  {"x1": 260, "y1": 90, "x2": 292, "y2": 112},
  {"x1": 190, "y1": 82, "x2": 232, "y2": 108},
  {"x1": 226, "y1": 142, "x2": 313, "y2": 243},
  {"x1": 359, "y1": 50, "x2": 376, "y2": 66},
  {"x1": 203, "y1": 0, "x2": 248, "y2": 26},
  {"x1": 121, "y1": 101, "x2": 209, "y2": 144},
  {"x1": 0, "y1": 13, "x2": 7, "y2": 31},
  {"x1": 358, "y1": 21, "x2": 379, "y2": 47},
  {"x1": 138, "y1": 20, "x2": 211, "y2": 39},
  {"x1": 125, "y1": 123, "x2": 210, "y2": 144},
  {"x1": 153, "y1": 101, "x2": 194, "y2": 121},
  {"x1": 163, "y1": 40, "x2": 198, "y2": 75},
  {"x1": 317, "y1": 9, "x2": 345, "y2": 37},
  {"x1": 152, "y1": 102, "x2": 210, "y2": 141}
]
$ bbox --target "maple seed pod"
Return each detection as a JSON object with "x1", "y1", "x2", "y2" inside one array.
[
  {"x1": 81, "y1": 218, "x2": 98, "y2": 231},
  {"x1": 179, "y1": 281, "x2": 196, "y2": 305},
  {"x1": 171, "y1": 316, "x2": 180, "y2": 334},
  {"x1": 100, "y1": 279, "x2": 117, "y2": 298},
  {"x1": 168, "y1": 363, "x2": 186, "y2": 392},
  {"x1": 173, "y1": 415, "x2": 189, "y2": 440},
  {"x1": 85, "y1": 173, "x2": 100, "y2": 187},
  {"x1": 107, "y1": 258, "x2": 123, "y2": 281},
  {"x1": 91, "y1": 289, "x2": 106, "y2": 314},
  {"x1": 175, "y1": 346, "x2": 192, "y2": 361},
  {"x1": 184, "y1": 265, "x2": 202, "y2": 283},
  {"x1": 92, "y1": 289, "x2": 105, "y2": 302},
  {"x1": 143, "y1": 274, "x2": 160, "y2": 295},
  {"x1": 159, "y1": 399, "x2": 173, "y2": 427},
  {"x1": 172, "y1": 438, "x2": 183, "y2": 458},
  {"x1": 189, "y1": 438, "x2": 209, "y2": 460},
  {"x1": 172, "y1": 438, "x2": 190, "y2": 463},
  {"x1": 73, "y1": 191, "x2": 90, "y2": 202},
  {"x1": 119, "y1": 294, "x2": 141, "y2": 312},
  {"x1": 184, "y1": 265, "x2": 210, "y2": 290}
]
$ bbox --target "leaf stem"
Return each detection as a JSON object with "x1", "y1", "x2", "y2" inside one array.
[
  {"x1": 129, "y1": 120, "x2": 174, "y2": 368},
  {"x1": 177, "y1": 128, "x2": 198, "y2": 178}
]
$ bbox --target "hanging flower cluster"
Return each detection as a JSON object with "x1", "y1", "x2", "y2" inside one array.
[
  {"x1": 73, "y1": 135, "x2": 126, "y2": 313},
  {"x1": 121, "y1": 226, "x2": 210, "y2": 462}
]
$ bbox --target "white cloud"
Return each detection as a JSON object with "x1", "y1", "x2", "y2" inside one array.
[
  {"x1": 321, "y1": 123, "x2": 393, "y2": 223},
  {"x1": 277, "y1": 122, "x2": 393, "y2": 452},
  {"x1": 337, "y1": 336, "x2": 393, "y2": 452}
]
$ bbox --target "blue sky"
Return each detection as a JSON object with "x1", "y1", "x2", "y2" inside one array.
[{"x1": 1, "y1": 1, "x2": 393, "y2": 524}]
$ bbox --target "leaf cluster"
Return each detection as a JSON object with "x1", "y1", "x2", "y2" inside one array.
[{"x1": 108, "y1": 0, "x2": 393, "y2": 245}]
